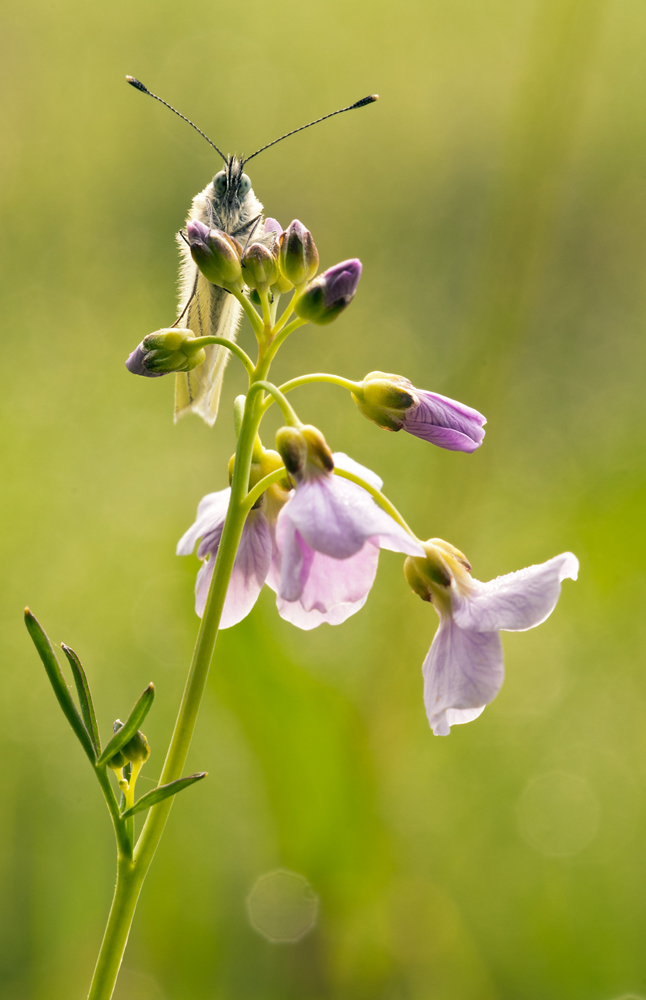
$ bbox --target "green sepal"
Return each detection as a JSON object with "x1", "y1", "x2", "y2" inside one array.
[
  {"x1": 120, "y1": 772, "x2": 207, "y2": 819},
  {"x1": 24, "y1": 609, "x2": 96, "y2": 764},
  {"x1": 61, "y1": 643, "x2": 101, "y2": 757},
  {"x1": 97, "y1": 683, "x2": 155, "y2": 768}
]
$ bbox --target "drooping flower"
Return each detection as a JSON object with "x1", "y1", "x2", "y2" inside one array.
[
  {"x1": 352, "y1": 372, "x2": 486, "y2": 453},
  {"x1": 271, "y1": 425, "x2": 424, "y2": 629},
  {"x1": 177, "y1": 448, "x2": 289, "y2": 627},
  {"x1": 404, "y1": 540, "x2": 578, "y2": 735}
]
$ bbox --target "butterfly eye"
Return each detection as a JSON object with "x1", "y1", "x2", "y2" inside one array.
[
  {"x1": 238, "y1": 174, "x2": 252, "y2": 198},
  {"x1": 213, "y1": 171, "x2": 227, "y2": 196}
]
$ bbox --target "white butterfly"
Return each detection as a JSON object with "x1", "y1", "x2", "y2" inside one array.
[{"x1": 127, "y1": 77, "x2": 377, "y2": 426}]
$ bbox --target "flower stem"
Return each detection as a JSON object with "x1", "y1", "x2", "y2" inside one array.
[
  {"x1": 279, "y1": 372, "x2": 362, "y2": 395},
  {"x1": 85, "y1": 379, "x2": 265, "y2": 1000},
  {"x1": 188, "y1": 337, "x2": 255, "y2": 377},
  {"x1": 332, "y1": 467, "x2": 420, "y2": 540}
]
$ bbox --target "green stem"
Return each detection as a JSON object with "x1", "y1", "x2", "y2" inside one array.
[
  {"x1": 279, "y1": 373, "x2": 362, "y2": 395},
  {"x1": 87, "y1": 859, "x2": 142, "y2": 1000},
  {"x1": 272, "y1": 296, "x2": 295, "y2": 334},
  {"x1": 231, "y1": 288, "x2": 264, "y2": 338},
  {"x1": 86, "y1": 377, "x2": 266, "y2": 1000},
  {"x1": 95, "y1": 767, "x2": 132, "y2": 859},
  {"x1": 241, "y1": 465, "x2": 287, "y2": 513},
  {"x1": 332, "y1": 467, "x2": 420, "y2": 540},
  {"x1": 189, "y1": 337, "x2": 255, "y2": 377},
  {"x1": 248, "y1": 380, "x2": 301, "y2": 426},
  {"x1": 267, "y1": 316, "x2": 307, "y2": 357}
]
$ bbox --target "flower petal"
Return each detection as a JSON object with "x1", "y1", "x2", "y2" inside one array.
[
  {"x1": 332, "y1": 451, "x2": 383, "y2": 492},
  {"x1": 266, "y1": 552, "x2": 373, "y2": 629},
  {"x1": 452, "y1": 552, "x2": 579, "y2": 633},
  {"x1": 194, "y1": 512, "x2": 272, "y2": 623},
  {"x1": 403, "y1": 391, "x2": 486, "y2": 453},
  {"x1": 274, "y1": 592, "x2": 369, "y2": 630},
  {"x1": 423, "y1": 618, "x2": 504, "y2": 736},
  {"x1": 219, "y1": 512, "x2": 272, "y2": 628},
  {"x1": 176, "y1": 488, "x2": 230, "y2": 556},
  {"x1": 281, "y1": 474, "x2": 422, "y2": 561}
]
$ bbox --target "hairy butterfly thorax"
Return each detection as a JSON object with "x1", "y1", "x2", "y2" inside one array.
[{"x1": 127, "y1": 76, "x2": 377, "y2": 425}]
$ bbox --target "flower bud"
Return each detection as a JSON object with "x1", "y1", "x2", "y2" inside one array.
[
  {"x1": 121, "y1": 729, "x2": 150, "y2": 764},
  {"x1": 125, "y1": 328, "x2": 206, "y2": 377},
  {"x1": 187, "y1": 219, "x2": 243, "y2": 289},
  {"x1": 106, "y1": 719, "x2": 128, "y2": 770},
  {"x1": 352, "y1": 372, "x2": 486, "y2": 452},
  {"x1": 404, "y1": 539, "x2": 472, "y2": 607},
  {"x1": 275, "y1": 426, "x2": 308, "y2": 476},
  {"x1": 278, "y1": 220, "x2": 319, "y2": 286},
  {"x1": 241, "y1": 242, "x2": 279, "y2": 290},
  {"x1": 352, "y1": 372, "x2": 416, "y2": 431},
  {"x1": 301, "y1": 426, "x2": 334, "y2": 473},
  {"x1": 294, "y1": 259, "x2": 362, "y2": 325},
  {"x1": 275, "y1": 425, "x2": 334, "y2": 479}
]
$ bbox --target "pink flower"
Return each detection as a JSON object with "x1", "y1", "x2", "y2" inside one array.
[
  {"x1": 178, "y1": 439, "x2": 421, "y2": 631},
  {"x1": 269, "y1": 446, "x2": 424, "y2": 630},
  {"x1": 404, "y1": 543, "x2": 579, "y2": 735},
  {"x1": 176, "y1": 488, "x2": 274, "y2": 628}
]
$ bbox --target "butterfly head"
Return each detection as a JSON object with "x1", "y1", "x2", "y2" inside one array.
[{"x1": 212, "y1": 157, "x2": 253, "y2": 209}]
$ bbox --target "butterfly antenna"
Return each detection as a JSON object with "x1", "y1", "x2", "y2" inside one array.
[
  {"x1": 243, "y1": 94, "x2": 379, "y2": 164},
  {"x1": 126, "y1": 76, "x2": 227, "y2": 162}
]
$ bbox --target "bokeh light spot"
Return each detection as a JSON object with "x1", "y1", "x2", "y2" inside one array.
[
  {"x1": 246, "y1": 869, "x2": 319, "y2": 943},
  {"x1": 516, "y1": 771, "x2": 600, "y2": 858}
]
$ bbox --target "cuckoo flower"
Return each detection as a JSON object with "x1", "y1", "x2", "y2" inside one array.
[
  {"x1": 270, "y1": 426, "x2": 424, "y2": 630},
  {"x1": 353, "y1": 372, "x2": 486, "y2": 453},
  {"x1": 177, "y1": 449, "x2": 289, "y2": 627},
  {"x1": 404, "y1": 541, "x2": 578, "y2": 735}
]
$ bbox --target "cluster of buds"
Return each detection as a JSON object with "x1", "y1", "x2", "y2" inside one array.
[
  {"x1": 186, "y1": 217, "x2": 362, "y2": 324},
  {"x1": 106, "y1": 720, "x2": 151, "y2": 792}
]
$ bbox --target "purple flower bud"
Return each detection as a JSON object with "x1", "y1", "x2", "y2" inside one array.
[
  {"x1": 278, "y1": 220, "x2": 319, "y2": 286},
  {"x1": 263, "y1": 218, "x2": 282, "y2": 236},
  {"x1": 352, "y1": 372, "x2": 486, "y2": 453},
  {"x1": 125, "y1": 328, "x2": 206, "y2": 377},
  {"x1": 241, "y1": 242, "x2": 279, "y2": 290},
  {"x1": 294, "y1": 259, "x2": 362, "y2": 325},
  {"x1": 186, "y1": 221, "x2": 243, "y2": 289},
  {"x1": 125, "y1": 343, "x2": 165, "y2": 378}
]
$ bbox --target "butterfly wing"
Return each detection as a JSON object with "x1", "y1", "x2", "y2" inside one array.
[
  {"x1": 174, "y1": 264, "x2": 242, "y2": 426},
  {"x1": 174, "y1": 175, "x2": 263, "y2": 426},
  {"x1": 173, "y1": 220, "x2": 243, "y2": 426}
]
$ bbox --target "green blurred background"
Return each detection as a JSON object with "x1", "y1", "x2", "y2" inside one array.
[{"x1": 2, "y1": 0, "x2": 646, "y2": 996}]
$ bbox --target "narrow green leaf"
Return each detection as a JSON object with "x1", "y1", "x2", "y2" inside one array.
[
  {"x1": 61, "y1": 644, "x2": 101, "y2": 756},
  {"x1": 97, "y1": 683, "x2": 155, "y2": 767},
  {"x1": 120, "y1": 772, "x2": 207, "y2": 819},
  {"x1": 24, "y1": 608, "x2": 96, "y2": 764}
]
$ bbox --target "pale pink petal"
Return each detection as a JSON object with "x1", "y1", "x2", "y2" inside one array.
[
  {"x1": 176, "y1": 489, "x2": 230, "y2": 556},
  {"x1": 445, "y1": 706, "x2": 486, "y2": 728},
  {"x1": 219, "y1": 512, "x2": 272, "y2": 628},
  {"x1": 423, "y1": 618, "x2": 504, "y2": 736},
  {"x1": 282, "y1": 474, "x2": 422, "y2": 561},
  {"x1": 265, "y1": 558, "x2": 371, "y2": 629},
  {"x1": 331, "y1": 451, "x2": 383, "y2": 491},
  {"x1": 452, "y1": 552, "x2": 579, "y2": 633},
  {"x1": 274, "y1": 592, "x2": 369, "y2": 630}
]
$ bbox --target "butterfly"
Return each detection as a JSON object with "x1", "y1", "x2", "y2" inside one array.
[{"x1": 127, "y1": 77, "x2": 377, "y2": 426}]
